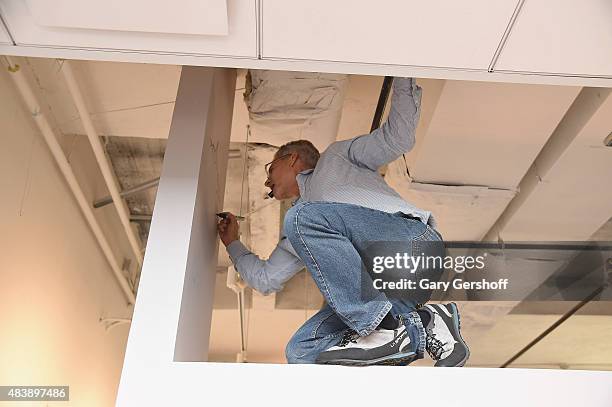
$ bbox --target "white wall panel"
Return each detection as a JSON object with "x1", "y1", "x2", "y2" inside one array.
[
  {"x1": 0, "y1": 60, "x2": 133, "y2": 407},
  {"x1": 495, "y1": 0, "x2": 612, "y2": 76},
  {"x1": 262, "y1": 0, "x2": 518, "y2": 70},
  {"x1": 0, "y1": 0, "x2": 256, "y2": 57}
]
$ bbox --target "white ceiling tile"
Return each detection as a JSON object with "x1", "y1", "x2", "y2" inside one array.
[
  {"x1": 262, "y1": 0, "x2": 518, "y2": 70},
  {"x1": 1, "y1": 0, "x2": 255, "y2": 57},
  {"x1": 495, "y1": 0, "x2": 612, "y2": 76}
]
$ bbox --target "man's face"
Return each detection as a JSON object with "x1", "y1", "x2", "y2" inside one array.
[{"x1": 264, "y1": 153, "x2": 299, "y2": 200}]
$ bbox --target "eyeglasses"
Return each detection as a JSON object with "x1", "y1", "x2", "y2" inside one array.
[{"x1": 264, "y1": 153, "x2": 292, "y2": 177}]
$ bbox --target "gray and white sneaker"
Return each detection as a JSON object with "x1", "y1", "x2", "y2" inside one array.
[
  {"x1": 423, "y1": 303, "x2": 470, "y2": 367},
  {"x1": 315, "y1": 319, "x2": 418, "y2": 366}
]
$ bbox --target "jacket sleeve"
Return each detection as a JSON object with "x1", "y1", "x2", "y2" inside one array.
[{"x1": 226, "y1": 237, "x2": 305, "y2": 295}]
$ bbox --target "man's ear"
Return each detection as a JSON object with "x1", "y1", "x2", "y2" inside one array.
[{"x1": 289, "y1": 152, "x2": 299, "y2": 168}]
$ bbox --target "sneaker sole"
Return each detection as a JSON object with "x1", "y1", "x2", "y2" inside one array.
[
  {"x1": 318, "y1": 351, "x2": 418, "y2": 367},
  {"x1": 435, "y1": 302, "x2": 470, "y2": 367}
]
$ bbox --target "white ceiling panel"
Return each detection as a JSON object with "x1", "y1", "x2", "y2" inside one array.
[
  {"x1": 495, "y1": 0, "x2": 612, "y2": 76},
  {"x1": 0, "y1": 0, "x2": 255, "y2": 57},
  {"x1": 412, "y1": 81, "x2": 580, "y2": 189},
  {"x1": 25, "y1": 0, "x2": 228, "y2": 36},
  {"x1": 262, "y1": 0, "x2": 518, "y2": 70}
]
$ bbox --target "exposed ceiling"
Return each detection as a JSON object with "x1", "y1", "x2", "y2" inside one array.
[
  {"x1": 15, "y1": 57, "x2": 612, "y2": 367},
  {"x1": 103, "y1": 136, "x2": 165, "y2": 246},
  {"x1": 24, "y1": 58, "x2": 180, "y2": 139}
]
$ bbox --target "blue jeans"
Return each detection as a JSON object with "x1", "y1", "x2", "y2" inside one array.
[{"x1": 283, "y1": 201, "x2": 444, "y2": 364}]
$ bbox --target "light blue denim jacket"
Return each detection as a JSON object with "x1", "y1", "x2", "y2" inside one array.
[{"x1": 227, "y1": 77, "x2": 435, "y2": 295}]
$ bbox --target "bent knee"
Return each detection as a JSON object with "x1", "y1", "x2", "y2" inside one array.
[
  {"x1": 285, "y1": 339, "x2": 309, "y2": 364},
  {"x1": 282, "y1": 202, "x2": 328, "y2": 239}
]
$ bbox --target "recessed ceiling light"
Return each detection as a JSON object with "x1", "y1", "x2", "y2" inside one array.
[{"x1": 605, "y1": 132, "x2": 612, "y2": 147}]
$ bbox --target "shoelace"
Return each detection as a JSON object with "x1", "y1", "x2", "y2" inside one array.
[
  {"x1": 426, "y1": 328, "x2": 444, "y2": 360},
  {"x1": 417, "y1": 309, "x2": 444, "y2": 360},
  {"x1": 337, "y1": 329, "x2": 360, "y2": 347}
]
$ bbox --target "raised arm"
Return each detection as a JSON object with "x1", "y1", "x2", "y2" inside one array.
[{"x1": 345, "y1": 77, "x2": 422, "y2": 171}]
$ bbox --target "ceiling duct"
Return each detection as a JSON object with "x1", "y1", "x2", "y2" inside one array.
[
  {"x1": 243, "y1": 70, "x2": 348, "y2": 150},
  {"x1": 225, "y1": 70, "x2": 348, "y2": 313}
]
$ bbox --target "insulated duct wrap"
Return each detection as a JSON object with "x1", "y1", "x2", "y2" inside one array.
[{"x1": 244, "y1": 70, "x2": 348, "y2": 150}]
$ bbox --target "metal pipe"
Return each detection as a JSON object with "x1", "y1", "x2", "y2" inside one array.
[
  {"x1": 371, "y1": 76, "x2": 400, "y2": 177},
  {"x1": 5, "y1": 56, "x2": 136, "y2": 304},
  {"x1": 59, "y1": 59, "x2": 144, "y2": 267},
  {"x1": 94, "y1": 177, "x2": 160, "y2": 209},
  {"x1": 370, "y1": 76, "x2": 394, "y2": 132},
  {"x1": 94, "y1": 148, "x2": 242, "y2": 210},
  {"x1": 237, "y1": 289, "x2": 247, "y2": 362}
]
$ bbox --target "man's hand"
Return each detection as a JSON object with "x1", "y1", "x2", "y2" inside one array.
[{"x1": 217, "y1": 212, "x2": 240, "y2": 247}]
